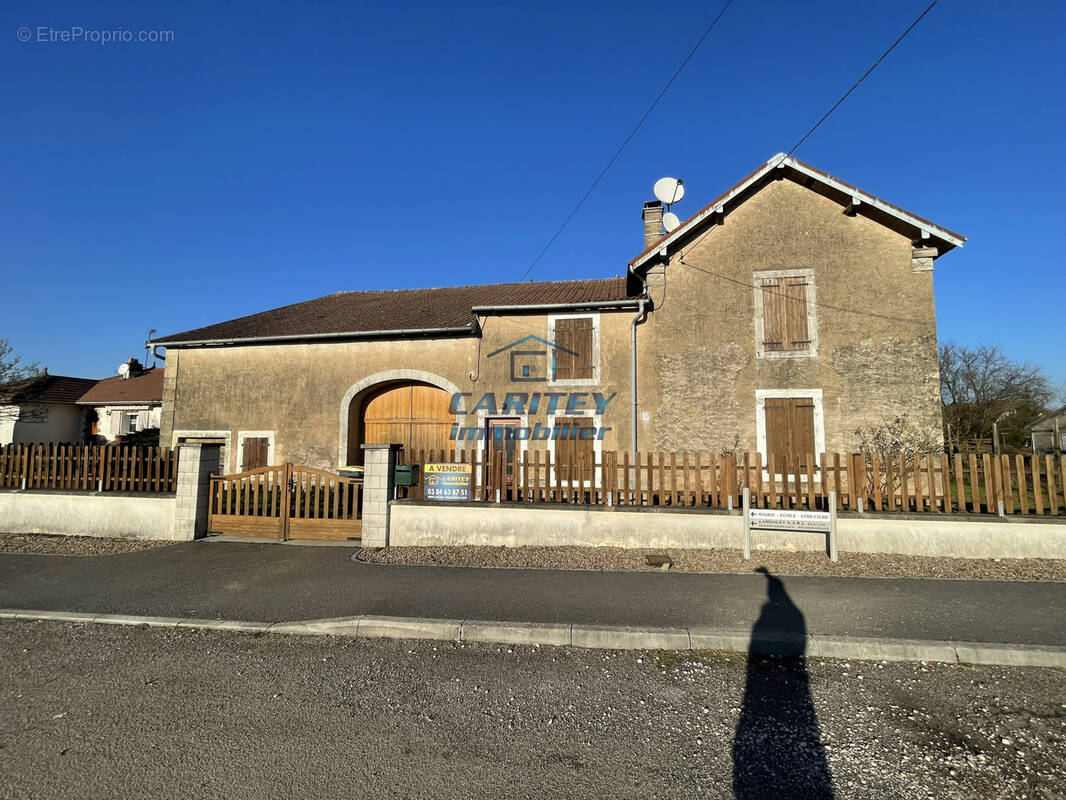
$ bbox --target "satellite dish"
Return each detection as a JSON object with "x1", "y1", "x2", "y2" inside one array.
[
  {"x1": 117, "y1": 363, "x2": 130, "y2": 377},
  {"x1": 653, "y1": 177, "x2": 685, "y2": 206},
  {"x1": 662, "y1": 211, "x2": 681, "y2": 232}
]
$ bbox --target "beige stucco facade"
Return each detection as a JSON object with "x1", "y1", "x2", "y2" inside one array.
[{"x1": 161, "y1": 174, "x2": 946, "y2": 473}]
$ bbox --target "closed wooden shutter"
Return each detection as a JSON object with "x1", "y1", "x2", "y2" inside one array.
[
  {"x1": 553, "y1": 317, "x2": 594, "y2": 380},
  {"x1": 242, "y1": 437, "x2": 269, "y2": 470},
  {"x1": 761, "y1": 278, "x2": 810, "y2": 352},
  {"x1": 555, "y1": 417, "x2": 595, "y2": 481},
  {"x1": 764, "y1": 397, "x2": 815, "y2": 468}
]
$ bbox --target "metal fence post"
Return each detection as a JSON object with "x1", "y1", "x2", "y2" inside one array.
[
  {"x1": 828, "y1": 490, "x2": 839, "y2": 562},
  {"x1": 742, "y1": 487, "x2": 751, "y2": 560}
]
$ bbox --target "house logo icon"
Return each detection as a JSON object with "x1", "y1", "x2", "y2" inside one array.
[{"x1": 486, "y1": 335, "x2": 578, "y2": 383}]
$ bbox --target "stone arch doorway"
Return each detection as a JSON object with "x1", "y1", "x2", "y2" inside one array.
[{"x1": 339, "y1": 371, "x2": 460, "y2": 466}]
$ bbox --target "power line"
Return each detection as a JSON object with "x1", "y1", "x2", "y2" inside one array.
[
  {"x1": 673, "y1": 0, "x2": 942, "y2": 270},
  {"x1": 786, "y1": 0, "x2": 940, "y2": 157},
  {"x1": 517, "y1": 0, "x2": 735, "y2": 281},
  {"x1": 674, "y1": 257, "x2": 927, "y2": 325}
]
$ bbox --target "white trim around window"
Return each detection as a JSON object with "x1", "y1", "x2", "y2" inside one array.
[
  {"x1": 546, "y1": 410, "x2": 604, "y2": 487},
  {"x1": 547, "y1": 312, "x2": 601, "y2": 386},
  {"x1": 236, "y1": 430, "x2": 276, "y2": 472},
  {"x1": 754, "y1": 389, "x2": 825, "y2": 471},
  {"x1": 752, "y1": 268, "x2": 819, "y2": 359}
]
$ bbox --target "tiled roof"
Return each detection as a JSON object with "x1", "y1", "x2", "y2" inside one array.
[
  {"x1": 0, "y1": 374, "x2": 99, "y2": 405},
  {"x1": 154, "y1": 278, "x2": 635, "y2": 346},
  {"x1": 77, "y1": 367, "x2": 164, "y2": 405}
]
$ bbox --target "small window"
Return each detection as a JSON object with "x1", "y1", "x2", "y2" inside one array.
[
  {"x1": 764, "y1": 397, "x2": 816, "y2": 468},
  {"x1": 121, "y1": 412, "x2": 139, "y2": 435},
  {"x1": 551, "y1": 316, "x2": 596, "y2": 382},
  {"x1": 554, "y1": 417, "x2": 596, "y2": 481},
  {"x1": 754, "y1": 269, "x2": 817, "y2": 358},
  {"x1": 761, "y1": 277, "x2": 810, "y2": 352},
  {"x1": 241, "y1": 437, "x2": 270, "y2": 470}
]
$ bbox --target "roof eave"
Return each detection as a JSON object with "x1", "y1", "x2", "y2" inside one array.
[
  {"x1": 151, "y1": 324, "x2": 478, "y2": 349},
  {"x1": 471, "y1": 299, "x2": 642, "y2": 314}
]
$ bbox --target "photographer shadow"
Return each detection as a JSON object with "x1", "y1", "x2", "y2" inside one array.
[{"x1": 732, "y1": 567, "x2": 834, "y2": 799}]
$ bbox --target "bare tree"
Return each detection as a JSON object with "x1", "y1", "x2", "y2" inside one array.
[
  {"x1": 939, "y1": 341, "x2": 1055, "y2": 451},
  {"x1": 0, "y1": 339, "x2": 39, "y2": 385},
  {"x1": 0, "y1": 339, "x2": 43, "y2": 424}
]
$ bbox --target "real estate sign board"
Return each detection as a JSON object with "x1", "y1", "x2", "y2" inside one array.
[{"x1": 423, "y1": 463, "x2": 472, "y2": 501}]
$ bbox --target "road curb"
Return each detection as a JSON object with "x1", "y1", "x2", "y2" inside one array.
[{"x1": 3, "y1": 608, "x2": 1065, "y2": 668}]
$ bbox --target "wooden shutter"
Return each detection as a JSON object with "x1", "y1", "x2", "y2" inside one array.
[
  {"x1": 764, "y1": 398, "x2": 791, "y2": 463},
  {"x1": 556, "y1": 417, "x2": 594, "y2": 481},
  {"x1": 554, "y1": 318, "x2": 575, "y2": 380},
  {"x1": 243, "y1": 437, "x2": 269, "y2": 470},
  {"x1": 761, "y1": 277, "x2": 810, "y2": 351},
  {"x1": 789, "y1": 398, "x2": 815, "y2": 468},
  {"x1": 764, "y1": 397, "x2": 815, "y2": 468},
  {"x1": 553, "y1": 317, "x2": 594, "y2": 380}
]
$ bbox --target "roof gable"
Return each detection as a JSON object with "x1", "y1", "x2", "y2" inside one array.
[{"x1": 630, "y1": 153, "x2": 966, "y2": 271}]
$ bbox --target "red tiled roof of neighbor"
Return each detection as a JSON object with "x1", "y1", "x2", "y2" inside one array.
[
  {"x1": 0, "y1": 374, "x2": 99, "y2": 405},
  {"x1": 77, "y1": 367, "x2": 164, "y2": 405},
  {"x1": 154, "y1": 278, "x2": 635, "y2": 346}
]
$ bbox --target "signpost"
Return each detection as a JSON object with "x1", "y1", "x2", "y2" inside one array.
[
  {"x1": 423, "y1": 463, "x2": 472, "y2": 501},
  {"x1": 742, "y1": 487, "x2": 838, "y2": 562}
]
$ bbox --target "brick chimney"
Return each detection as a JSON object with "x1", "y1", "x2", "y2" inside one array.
[{"x1": 642, "y1": 200, "x2": 664, "y2": 249}]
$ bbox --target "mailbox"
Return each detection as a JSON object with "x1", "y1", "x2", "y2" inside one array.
[{"x1": 394, "y1": 464, "x2": 419, "y2": 486}]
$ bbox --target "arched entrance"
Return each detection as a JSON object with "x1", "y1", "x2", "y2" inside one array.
[{"x1": 339, "y1": 370, "x2": 461, "y2": 466}]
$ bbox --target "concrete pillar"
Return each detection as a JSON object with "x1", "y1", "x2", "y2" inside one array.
[
  {"x1": 360, "y1": 443, "x2": 402, "y2": 547},
  {"x1": 173, "y1": 443, "x2": 221, "y2": 540}
]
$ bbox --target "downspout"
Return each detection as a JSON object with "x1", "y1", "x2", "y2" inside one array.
[{"x1": 630, "y1": 276, "x2": 650, "y2": 454}]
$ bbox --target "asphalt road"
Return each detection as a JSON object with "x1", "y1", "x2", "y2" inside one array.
[
  {"x1": 1, "y1": 620, "x2": 1064, "y2": 800},
  {"x1": 0, "y1": 541, "x2": 1064, "y2": 645}
]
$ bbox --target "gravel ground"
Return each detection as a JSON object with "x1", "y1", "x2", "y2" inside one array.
[
  {"x1": 1, "y1": 620, "x2": 1064, "y2": 800},
  {"x1": 0, "y1": 533, "x2": 173, "y2": 557},
  {"x1": 356, "y1": 545, "x2": 1066, "y2": 582}
]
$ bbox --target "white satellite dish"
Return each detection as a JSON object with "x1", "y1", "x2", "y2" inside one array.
[
  {"x1": 653, "y1": 177, "x2": 685, "y2": 206},
  {"x1": 117, "y1": 363, "x2": 130, "y2": 377},
  {"x1": 662, "y1": 211, "x2": 681, "y2": 232}
]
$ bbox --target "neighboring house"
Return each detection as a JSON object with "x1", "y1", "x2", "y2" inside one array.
[
  {"x1": 151, "y1": 153, "x2": 964, "y2": 474},
  {"x1": 1026, "y1": 406, "x2": 1066, "y2": 453},
  {"x1": 0, "y1": 371, "x2": 98, "y2": 445},
  {"x1": 77, "y1": 360, "x2": 164, "y2": 442}
]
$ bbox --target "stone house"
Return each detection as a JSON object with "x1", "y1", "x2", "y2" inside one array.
[
  {"x1": 152, "y1": 153, "x2": 964, "y2": 474},
  {"x1": 77, "y1": 361, "x2": 164, "y2": 442}
]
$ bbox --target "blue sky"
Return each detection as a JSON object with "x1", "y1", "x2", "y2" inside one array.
[{"x1": 2, "y1": 1, "x2": 1064, "y2": 387}]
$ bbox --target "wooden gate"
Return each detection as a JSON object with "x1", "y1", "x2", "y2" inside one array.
[{"x1": 208, "y1": 464, "x2": 362, "y2": 540}]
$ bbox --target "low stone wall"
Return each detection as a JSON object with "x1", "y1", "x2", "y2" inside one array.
[
  {"x1": 390, "y1": 501, "x2": 1066, "y2": 560},
  {"x1": 0, "y1": 491, "x2": 180, "y2": 540}
]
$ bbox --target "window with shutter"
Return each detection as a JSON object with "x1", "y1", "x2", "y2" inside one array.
[
  {"x1": 242, "y1": 437, "x2": 270, "y2": 470},
  {"x1": 554, "y1": 417, "x2": 595, "y2": 482},
  {"x1": 764, "y1": 397, "x2": 816, "y2": 469},
  {"x1": 761, "y1": 277, "x2": 810, "y2": 352},
  {"x1": 551, "y1": 316, "x2": 596, "y2": 382}
]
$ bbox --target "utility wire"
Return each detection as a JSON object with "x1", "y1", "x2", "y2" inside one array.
[
  {"x1": 517, "y1": 0, "x2": 735, "y2": 281},
  {"x1": 673, "y1": 0, "x2": 942, "y2": 274},
  {"x1": 786, "y1": 0, "x2": 940, "y2": 157}
]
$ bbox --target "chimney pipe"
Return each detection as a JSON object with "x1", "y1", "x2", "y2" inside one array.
[{"x1": 642, "y1": 200, "x2": 663, "y2": 250}]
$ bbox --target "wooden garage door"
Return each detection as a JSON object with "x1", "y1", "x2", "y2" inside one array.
[{"x1": 362, "y1": 383, "x2": 453, "y2": 455}]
